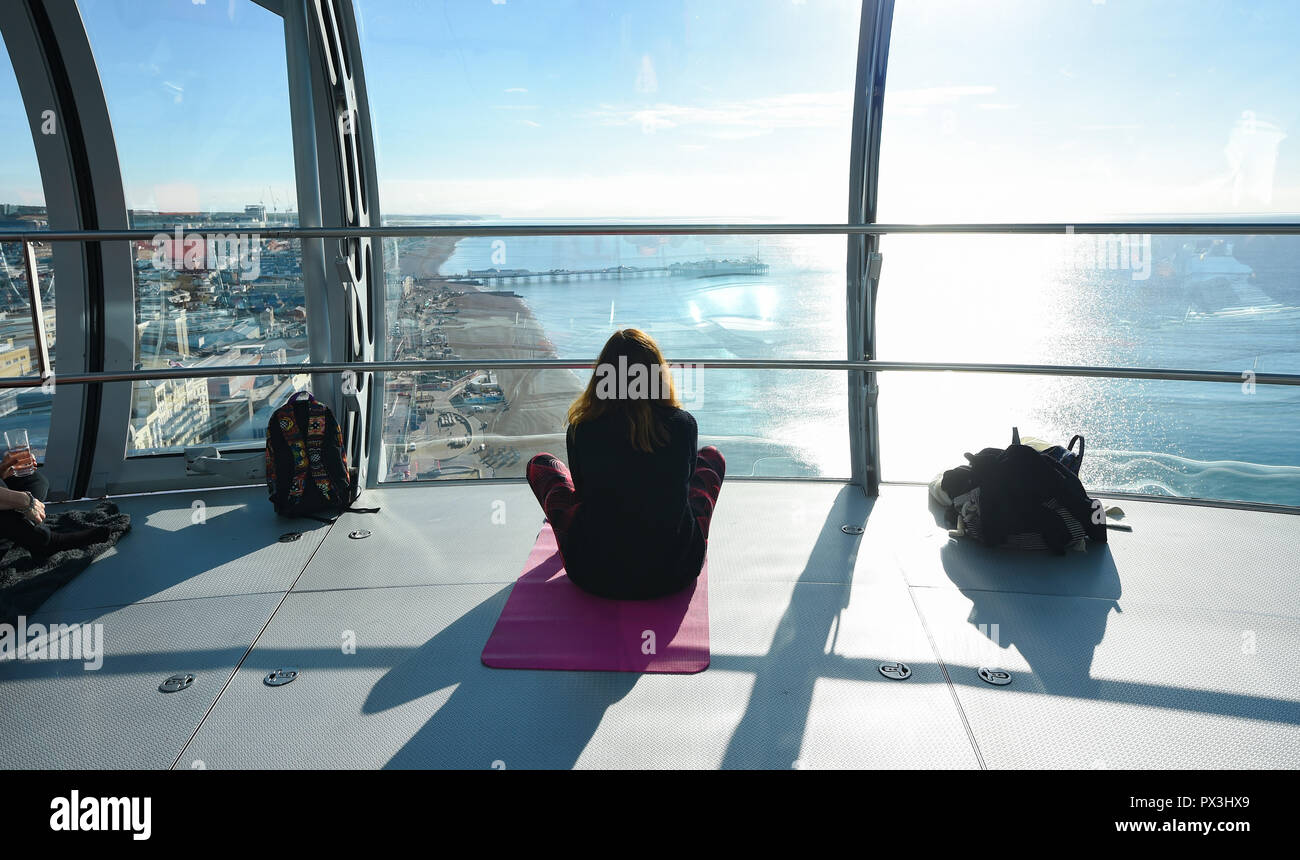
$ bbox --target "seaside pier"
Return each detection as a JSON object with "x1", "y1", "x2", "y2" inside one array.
[{"x1": 446, "y1": 259, "x2": 770, "y2": 286}]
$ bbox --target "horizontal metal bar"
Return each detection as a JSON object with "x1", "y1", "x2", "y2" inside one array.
[
  {"x1": 877, "y1": 480, "x2": 1300, "y2": 516},
  {"x1": 867, "y1": 360, "x2": 1299, "y2": 386},
  {"x1": 1087, "y1": 488, "x2": 1300, "y2": 517},
  {"x1": 6, "y1": 358, "x2": 1298, "y2": 388},
  {"x1": 4, "y1": 220, "x2": 1300, "y2": 243}
]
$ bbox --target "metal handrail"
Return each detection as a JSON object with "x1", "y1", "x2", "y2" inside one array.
[
  {"x1": 4, "y1": 358, "x2": 1296, "y2": 389},
  {"x1": 5, "y1": 222, "x2": 1297, "y2": 494},
  {"x1": 4, "y1": 220, "x2": 1300, "y2": 242},
  {"x1": 21, "y1": 241, "x2": 52, "y2": 378}
]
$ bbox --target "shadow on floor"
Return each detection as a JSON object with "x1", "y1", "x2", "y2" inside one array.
[
  {"x1": 938, "y1": 539, "x2": 1121, "y2": 696},
  {"x1": 926, "y1": 489, "x2": 1122, "y2": 694},
  {"x1": 39, "y1": 494, "x2": 328, "y2": 611},
  {"x1": 934, "y1": 536, "x2": 1300, "y2": 730},
  {"x1": 718, "y1": 485, "x2": 873, "y2": 768},
  {"x1": 366, "y1": 584, "x2": 639, "y2": 769}
]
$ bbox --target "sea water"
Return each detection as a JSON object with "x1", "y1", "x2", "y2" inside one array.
[{"x1": 434, "y1": 230, "x2": 1300, "y2": 505}]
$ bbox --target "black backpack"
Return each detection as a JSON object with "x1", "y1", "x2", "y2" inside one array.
[
  {"x1": 265, "y1": 391, "x2": 378, "y2": 522},
  {"x1": 1037, "y1": 434, "x2": 1085, "y2": 476},
  {"x1": 940, "y1": 429, "x2": 1106, "y2": 554}
]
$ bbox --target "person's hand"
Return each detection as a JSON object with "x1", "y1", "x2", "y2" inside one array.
[
  {"x1": 22, "y1": 494, "x2": 45, "y2": 525},
  {"x1": 1, "y1": 450, "x2": 36, "y2": 480}
]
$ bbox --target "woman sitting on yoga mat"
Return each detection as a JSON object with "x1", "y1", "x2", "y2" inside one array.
[
  {"x1": 526, "y1": 328, "x2": 724, "y2": 600},
  {"x1": 0, "y1": 450, "x2": 111, "y2": 556}
]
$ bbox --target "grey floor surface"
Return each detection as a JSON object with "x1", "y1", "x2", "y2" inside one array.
[{"x1": 1, "y1": 481, "x2": 1296, "y2": 769}]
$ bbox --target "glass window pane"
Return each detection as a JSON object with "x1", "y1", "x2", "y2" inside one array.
[
  {"x1": 877, "y1": 232, "x2": 1300, "y2": 505},
  {"x1": 358, "y1": 0, "x2": 864, "y2": 481},
  {"x1": 356, "y1": 0, "x2": 863, "y2": 221},
  {"x1": 0, "y1": 40, "x2": 54, "y2": 463},
  {"x1": 380, "y1": 368, "x2": 848, "y2": 482},
  {"x1": 876, "y1": 1, "x2": 1300, "y2": 506},
  {"x1": 378, "y1": 233, "x2": 849, "y2": 481},
  {"x1": 879, "y1": 0, "x2": 1300, "y2": 221},
  {"x1": 77, "y1": 0, "x2": 310, "y2": 454},
  {"x1": 877, "y1": 233, "x2": 1300, "y2": 372},
  {"x1": 79, "y1": 0, "x2": 297, "y2": 215},
  {"x1": 878, "y1": 371, "x2": 1300, "y2": 507}
]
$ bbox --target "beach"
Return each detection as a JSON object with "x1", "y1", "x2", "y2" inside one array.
[
  {"x1": 388, "y1": 237, "x2": 581, "y2": 480},
  {"x1": 443, "y1": 285, "x2": 582, "y2": 476}
]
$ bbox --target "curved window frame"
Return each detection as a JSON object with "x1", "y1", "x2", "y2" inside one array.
[
  {"x1": 0, "y1": 0, "x2": 384, "y2": 497},
  {"x1": 0, "y1": 0, "x2": 112, "y2": 501}
]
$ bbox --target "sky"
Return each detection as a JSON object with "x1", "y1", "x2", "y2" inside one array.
[{"x1": 1, "y1": 0, "x2": 1297, "y2": 220}]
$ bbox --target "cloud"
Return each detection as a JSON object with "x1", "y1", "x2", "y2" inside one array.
[
  {"x1": 636, "y1": 55, "x2": 658, "y2": 94},
  {"x1": 623, "y1": 110, "x2": 677, "y2": 134},
  {"x1": 585, "y1": 91, "x2": 853, "y2": 137},
  {"x1": 520, "y1": 119, "x2": 541, "y2": 128},
  {"x1": 504, "y1": 87, "x2": 528, "y2": 93},
  {"x1": 887, "y1": 85, "x2": 997, "y2": 108},
  {"x1": 884, "y1": 85, "x2": 999, "y2": 117},
  {"x1": 377, "y1": 169, "x2": 847, "y2": 220},
  {"x1": 151, "y1": 182, "x2": 202, "y2": 212}
]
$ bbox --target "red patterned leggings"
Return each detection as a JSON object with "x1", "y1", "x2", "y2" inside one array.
[{"x1": 525, "y1": 446, "x2": 725, "y2": 546}]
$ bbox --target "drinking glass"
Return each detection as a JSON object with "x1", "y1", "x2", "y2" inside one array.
[{"x1": 4, "y1": 429, "x2": 36, "y2": 477}]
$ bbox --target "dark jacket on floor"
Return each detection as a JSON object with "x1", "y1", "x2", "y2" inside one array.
[{"x1": 563, "y1": 405, "x2": 704, "y2": 599}]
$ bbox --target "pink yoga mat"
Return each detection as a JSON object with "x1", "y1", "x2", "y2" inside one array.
[{"x1": 481, "y1": 522, "x2": 710, "y2": 673}]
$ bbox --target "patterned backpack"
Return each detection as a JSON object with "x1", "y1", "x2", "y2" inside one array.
[{"x1": 265, "y1": 391, "x2": 378, "y2": 521}]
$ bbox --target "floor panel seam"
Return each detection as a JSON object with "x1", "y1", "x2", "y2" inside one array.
[
  {"x1": 289, "y1": 581, "x2": 517, "y2": 595},
  {"x1": 901, "y1": 580, "x2": 988, "y2": 770},
  {"x1": 169, "y1": 517, "x2": 338, "y2": 770},
  {"x1": 34, "y1": 589, "x2": 296, "y2": 617}
]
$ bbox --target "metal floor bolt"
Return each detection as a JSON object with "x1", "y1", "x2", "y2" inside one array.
[
  {"x1": 978, "y1": 667, "x2": 1012, "y2": 686},
  {"x1": 159, "y1": 674, "x2": 195, "y2": 693},
  {"x1": 264, "y1": 667, "x2": 299, "y2": 687},
  {"x1": 879, "y1": 661, "x2": 911, "y2": 680}
]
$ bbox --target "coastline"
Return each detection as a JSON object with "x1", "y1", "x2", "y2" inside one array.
[
  {"x1": 443, "y1": 282, "x2": 583, "y2": 477},
  {"x1": 392, "y1": 236, "x2": 581, "y2": 480}
]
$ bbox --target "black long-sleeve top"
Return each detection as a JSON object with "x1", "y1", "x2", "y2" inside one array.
[{"x1": 562, "y1": 405, "x2": 704, "y2": 599}]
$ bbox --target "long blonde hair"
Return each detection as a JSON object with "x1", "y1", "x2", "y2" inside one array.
[{"x1": 567, "y1": 328, "x2": 681, "y2": 453}]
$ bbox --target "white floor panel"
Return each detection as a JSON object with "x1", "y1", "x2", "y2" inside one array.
[
  {"x1": 702, "y1": 482, "x2": 873, "y2": 584},
  {"x1": 706, "y1": 578, "x2": 979, "y2": 770},
  {"x1": 179, "y1": 573, "x2": 977, "y2": 769},
  {"x1": 180, "y1": 584, "x2": 512, "y2": 768},
  {"x1": 289, "y1": 484, "x2": 542, "y2": 591},
  {"x1": 0, "y1": 592, "x2": 282, "y2": 769},
  {"x1": 39, "y1": 487, "x2": 330, "y2": 613},
  {"x1": 882, "y1": 484, "x2": 1300, "y2": 616},
  {"x1": 910, "y1": 587, "x2": 1300, "y2": 769},
  {"x1": 290, "y1": 482, "x2": 874, "y2": 592}
]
